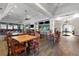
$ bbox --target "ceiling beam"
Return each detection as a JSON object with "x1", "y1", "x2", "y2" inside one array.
[
  {"x1": 35, "y1": 3, "x2": 53, "y2": 17},
  {"x1": 51, "y1": 3, "x2": 64, "y2": 17},
  {"x1": 0, "y1": 3, "x2": 14, "y2": 21}
]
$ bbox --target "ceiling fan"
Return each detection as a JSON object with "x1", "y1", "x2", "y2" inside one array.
[
  {"x1": 24, "y1": 17, "x2": 30, "y2": 20},
  {"x1": 24, "y1": 10, "x2": 31, "y2": 20},
  {"x1": 0, "y1": 8, "x2": 3, "y2": 10}
]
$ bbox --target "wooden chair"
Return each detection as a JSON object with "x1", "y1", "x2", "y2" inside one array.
[
  {"x1": 7, "y1": 37, "x2": 12, "y2": 56},
  {"x1": 30, "y1": 32, "x2": 35, "y2": 36},
  {"x1": 35, "y1": 31, "x2": 40, "y2": 38},
  {"x1": 47, "y1": 32, "x2": 55, "y2": 47},
  {"x1": 54, "y1": 31, "x2": 60, "y2": 43},
  {"x1": 4, "y1": 31, "x2": 12, "y2": 55},
  {"x1": 10, "y1": 38, "x2": 27, "y2": 56},
  {"x1": 29, "y1": 39, "x2": 39, "y2": 55},
  {"x1": 5, "y1": 31, "x2": 27, "y2": 56},
  {"x1": 4, "y1": 31, "x2": 12, "y2": 41}
]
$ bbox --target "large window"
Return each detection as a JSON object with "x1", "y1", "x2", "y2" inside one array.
[
  {"x1": 20, "y1": 25, "x2": 24, "y2": 29},
  {"x1": 14, "y1": 25, "x2": 18, "y2": 29},
  {"x1": 0, "y1": 24, "x2": 7, "y2": 29},
  {"x1": 39, "y1": 21, "x2": 50, "y2": 32},
  {"x1": 8, "y1": 25, "x2": 13, "y2": 29}
]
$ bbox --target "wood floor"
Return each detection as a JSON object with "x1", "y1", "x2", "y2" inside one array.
[{"x1": 0, "y1": 35, "x2": 79, "y2": 56}]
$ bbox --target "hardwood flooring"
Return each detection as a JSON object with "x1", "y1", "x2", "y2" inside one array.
[{"x1": 0, "y1": 35, "x2": 79, "y2": 56}]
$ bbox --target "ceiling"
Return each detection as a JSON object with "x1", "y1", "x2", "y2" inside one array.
[{"x1": 0, "y1": 3, "x2": 79, "y2": 24}]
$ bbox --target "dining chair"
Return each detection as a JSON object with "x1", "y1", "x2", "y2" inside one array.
[
  {"x1": 6, "y1": 32, "x2": 27, "y2": 56},
  {"x1": 5, "y1": 31, "x2": 12, "y2": 56},
  {"x1": 29, "y1": 39, "x2": 39, "y2": 55},
  {"x1": 54, "y1": 31, "x2": 60, "y2": 43},
  {"x1": 6, "y1": 37, "x2": 12, "y2": 56},
  {"x1": 10, "y1": 38, "x2": 27, "y2": 56}
]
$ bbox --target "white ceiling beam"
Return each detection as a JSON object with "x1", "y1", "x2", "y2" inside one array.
[
  {"x1": 0, "y1": 3, "x2": 14, "y2": 20},
  {"x1": 51, "y1": 3, "x2": 65, "y2": 17},
  {"x1": 35, "y1": 3, "x2": 53, "y2": 17}
]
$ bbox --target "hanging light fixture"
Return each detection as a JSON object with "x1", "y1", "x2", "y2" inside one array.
[
  {"x1": 0, "y1": 8, "x2": 2, "y2": 10},
  {"x1": 24, "y1": 10, "x2": 31, "y2": 20}
]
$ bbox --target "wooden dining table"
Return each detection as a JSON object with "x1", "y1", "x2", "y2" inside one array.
[
  {"x1": 12, "y1": 35, "x2": 38, "y2": 43},
  {"x1": 11, "y1": 34, "x2": 39, "y2": 55}
]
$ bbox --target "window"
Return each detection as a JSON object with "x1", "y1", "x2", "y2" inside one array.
[
  {"x1": 0, "y1": 24, "x2": 7, "y2": 29},
  {"x1": 8, "y1": 25, "x2": 13, "y2": 29},
  {"x1": 14, "y1": 25, "x2": 18, "y2": 29},
  {"x1": 20, "y1": 25, "x2": 24, "y2": 29}
]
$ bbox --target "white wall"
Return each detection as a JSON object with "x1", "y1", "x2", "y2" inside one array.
[
  {"x1": 49, "y1": 18, "x2": 55, "y2": 33},
  {"x1": 54, "y1": 18, "x2": 79, "y2": 35},
  {"x1": 69, "y1": 19, "x2": 79, "y2": 35},
  {"x1": 54, "y1": 20, "x2": 64, "y2": 32}
]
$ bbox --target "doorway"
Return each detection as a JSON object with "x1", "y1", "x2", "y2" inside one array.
[{"x1": 62, "y1": 24, "x2": 74, "y2": 36}]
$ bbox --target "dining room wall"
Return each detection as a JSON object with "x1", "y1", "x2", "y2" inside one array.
[{"x1": 54, "y1": 18, "x2": 79, "y2": 36}]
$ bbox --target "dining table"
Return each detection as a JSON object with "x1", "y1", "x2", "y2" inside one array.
[
  {"x1": 12, "y1": 34, "x2": 39, "y2": 55},
  {"x1": 12, "y1": 34, "x2": 38, "y2": 43}
]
